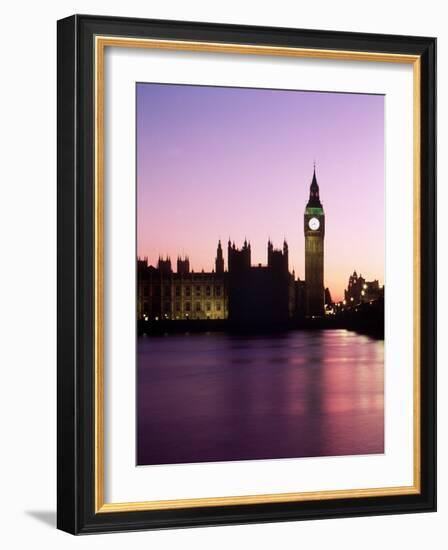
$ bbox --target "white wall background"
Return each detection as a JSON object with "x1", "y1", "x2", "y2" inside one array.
[{"x1": 0, "y1": 1, "x2": 444, "y2": 547}]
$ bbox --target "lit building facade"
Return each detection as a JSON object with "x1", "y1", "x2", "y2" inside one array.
[{"x1": 137, "y1": 242, "x2": 228, "y2": 321}]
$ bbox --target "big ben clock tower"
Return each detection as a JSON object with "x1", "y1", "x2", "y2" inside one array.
[{"x1": 304, "y1": 166, "x2": 325, "y2": 317}]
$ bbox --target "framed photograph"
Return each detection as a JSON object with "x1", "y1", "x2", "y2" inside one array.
[{"x1": 57, "y1": 15, "x2": 436, "y2": 534}]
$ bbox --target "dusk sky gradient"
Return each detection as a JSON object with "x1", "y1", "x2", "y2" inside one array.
[{"x1": 137, "y1": 83, "x2": 384, "y2": 302}]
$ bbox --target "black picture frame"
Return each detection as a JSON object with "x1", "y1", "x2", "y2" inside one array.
[{"x1": 57, "y1": 14, "x2": 436, "y2": 534}]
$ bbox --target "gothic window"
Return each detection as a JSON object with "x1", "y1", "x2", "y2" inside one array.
[
  {"x1": 195, "y1": 302, "x2": 201, "y2": 312},
  {"x1": 206, "y1": 302, "x2": 211, "y2": 311},
  {"x1": 195, "y1": 286, "x2": 201, "y2": 296},
  {"x1": 206, "y1": 286, "x2": 211, "y2": 296},
  {"x1": 185, "y1": 286, "x2": 191, "y2": 297},
  {"x1": 185, "y1": 302, "x2": 191, "y2": 312},
  {"x1": 216, "y1": 286, "x2": 221, "y2": 296},
  {"x1": 175, "y1": 302, "x2": 181, "y2": 311},
  {"x1": 216, "y1": 301, "x2": 221, "y2": 311}
]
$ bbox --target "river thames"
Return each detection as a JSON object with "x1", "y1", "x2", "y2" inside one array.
[{"x1": 137, "y1": 329, "x2": 384, "y2": 465}]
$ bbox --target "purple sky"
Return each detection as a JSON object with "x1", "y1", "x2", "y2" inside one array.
[{"x1": 137, "y1": 83, "x2": 384, "y2": 302}]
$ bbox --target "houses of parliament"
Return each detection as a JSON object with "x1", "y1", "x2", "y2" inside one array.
[{"x1": 137, "y1": 167, "x2": 382, "y2": 326}]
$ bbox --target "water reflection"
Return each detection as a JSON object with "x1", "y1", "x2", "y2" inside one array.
[{"x1": 137, "y1": 330, "x2": 384, "y2": 465}]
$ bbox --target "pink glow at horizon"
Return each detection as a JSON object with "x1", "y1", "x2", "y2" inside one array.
[{"x1": 137, "y1": 83, "x2": 384, "y2": 302}]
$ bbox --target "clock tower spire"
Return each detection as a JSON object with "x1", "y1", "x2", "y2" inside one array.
[{"x1": 304, "y1": 165, "x2": 325, "y2": 317}]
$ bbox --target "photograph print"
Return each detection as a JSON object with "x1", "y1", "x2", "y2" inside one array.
[{"x1": 136, "y1": 83, "x2": 385, "y2": 467}]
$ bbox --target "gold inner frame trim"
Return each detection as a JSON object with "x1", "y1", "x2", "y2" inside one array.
[{"x1": 94, "y1": 35, "x2": 421, "y2": 513}]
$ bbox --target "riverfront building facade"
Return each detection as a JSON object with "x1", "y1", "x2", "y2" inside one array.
[{"x1": 137, "y1": 168, "x2": 332, "y2": 323}]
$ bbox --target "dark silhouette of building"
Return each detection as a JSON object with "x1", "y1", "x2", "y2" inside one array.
[
  {"x1": 227, "y1": 239, "x2": 294, "y2": 326},
  {"x1": 177, "y1": 256, "x2": 190, "y2": 275},
  {"x1": 344, "y1": 271, "x2": 384, "y2": 306},
  {"x1": 294, "y1": 278, "x2": 307, "y2": 319},
  {"x1": 304, "y1": 166, "x2": 325, "y2": 317},
  {"x1": 215, "y1": 240, "x2": 224, "y2": 274}
]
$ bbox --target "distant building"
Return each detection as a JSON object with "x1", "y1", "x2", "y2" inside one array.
[
  {"x1": 325, "y1": 287, "x2": 333, "y2": 306},
  {"x1": 344, "y1": 271, "x2": 384, "y2": 306}
]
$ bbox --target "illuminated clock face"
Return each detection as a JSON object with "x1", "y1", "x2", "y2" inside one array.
[{"x1": 308, "y1": 217, "x2": 320, "y2": 230}]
